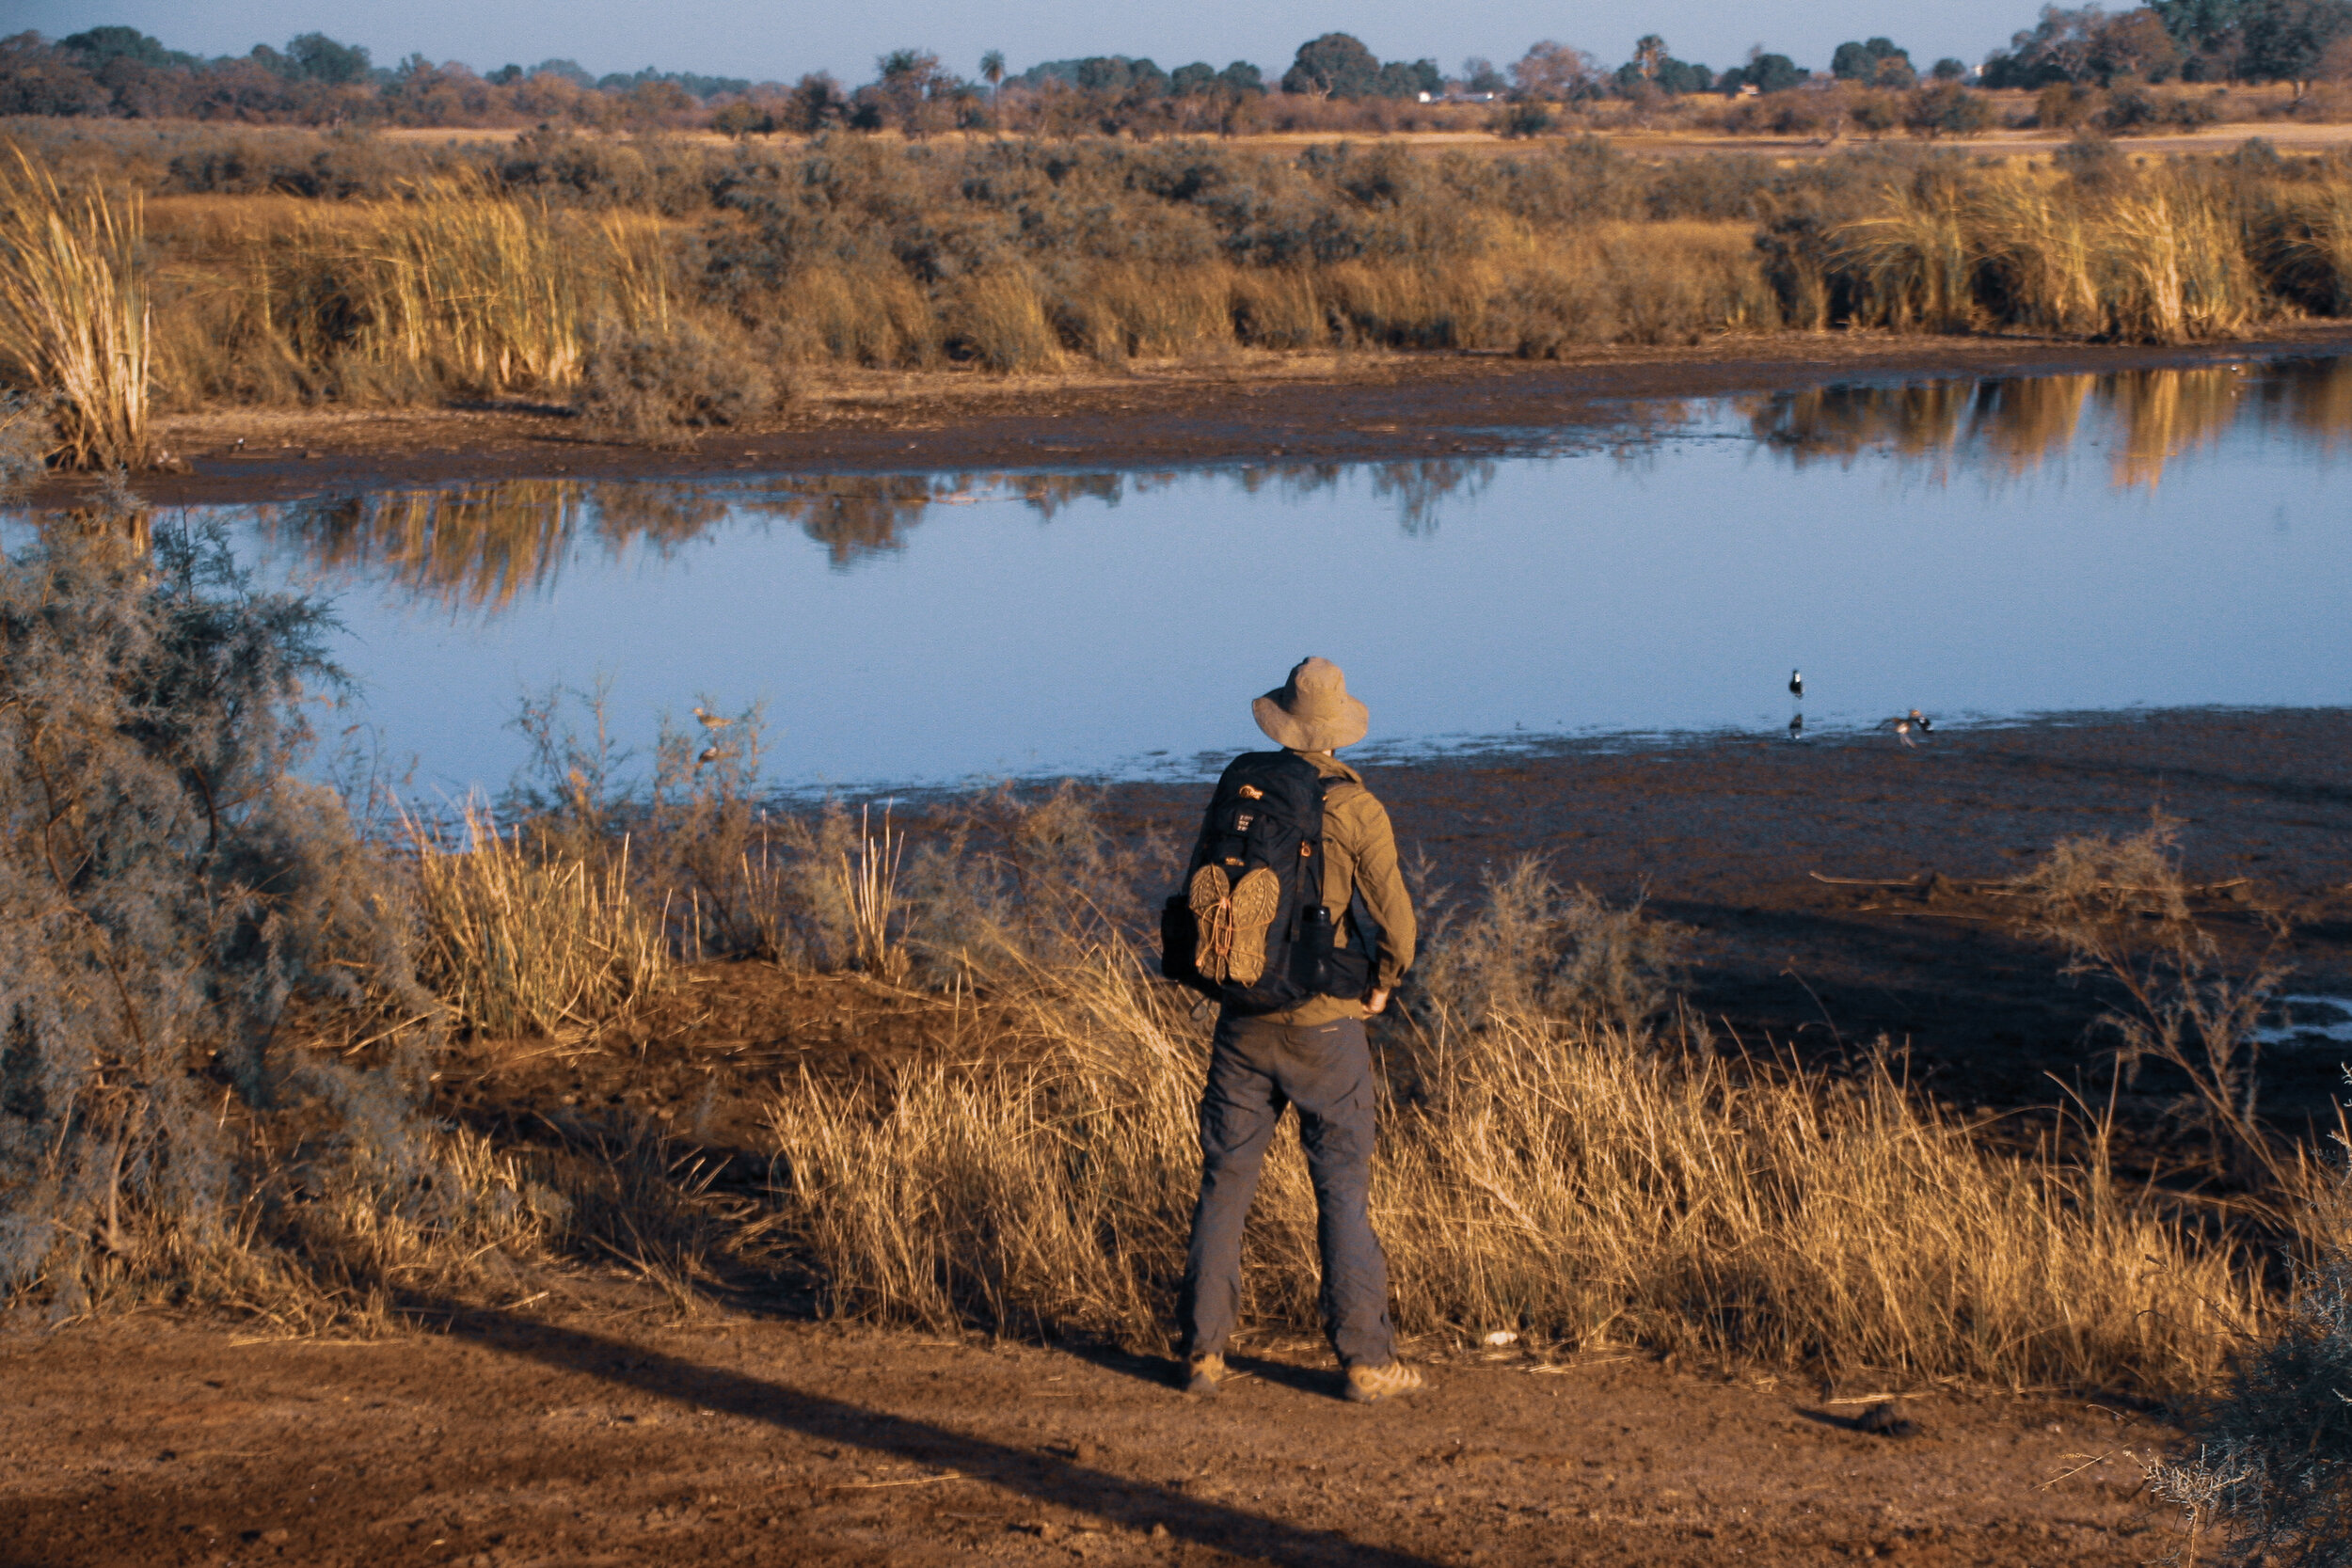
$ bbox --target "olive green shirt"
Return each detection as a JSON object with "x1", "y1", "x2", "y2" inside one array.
[{"x1": 1256, "y1": 749, "x2": 1417, "y2": 1026}]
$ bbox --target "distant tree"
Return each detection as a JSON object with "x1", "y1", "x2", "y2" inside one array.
[
  {"x1": 1633, "y1": 34, "x2": 1669, "y2": 78},
  {"x1": 1282, "y1": 32, "x2": 1382, "y2": 98},
  {"x1": 1461, "y1": 55, "x2": 1507, "y2": 93},
  {"x1": 55, "y1": 25, "x2": 188, "y2": 69},
  {"x1": 2091, "y1": 8, "x2": 2187, "y2": 78},
  {"x1": 1217, "y1": 60, "x2": 1264, "y2": 94},
  {"x1": 0, "y1": 32, "x2": 109, "y2": 116},
  {"x1": 2241, "y1": 0, "x2": 2352, "y2": 89},
  {"x1": 1375, "y1": 58, "x2": 1442, "y2": 98},
  {"x1": 1510, "y1": 40, "x2": 1600, "y2": 101},
  {"x1": 282, "y1": 32, "x2": 373, "y2": 85},
  {"x1": 1718, "y1": 50, "x2": 1806, "y2": 93},
  {"x1": 712, "y1": 99, "x2": 770, "y2": 137},
  {"x1": 781, "y1": 71, "x2": 846, "y2": 132},
  {"x1": 869, "y1": 47, "x2": 958, "y2": 134},
  {"x1": 1832, "y1": 36, "x2": 1913, "y2": 82},
  {"x1": 980, "y1": 49, "x2": 1005, "y2": 91},
  {"x1": 1931, "y1": 55, "x2": 1970, "y2": 79},
  {"x1": 1982, "y1": 8, "x2": 2106, "y2": 86},
  {"x1": 1170, "y1": 61, "x2": 1218, "y2": 95},
  {"x1": 530, "y1": 57, "x2": 596, "y2": 87},
  {"x1": 486, "y1": 63, "x2": 522, "y2": 86}
]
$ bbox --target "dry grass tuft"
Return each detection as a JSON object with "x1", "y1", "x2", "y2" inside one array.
[
  {"x1": 407, "y1": 802, "x2": 671, "y2": 1038},
  {"x1": 0, "y1": 143, "x2": 150, "y2": 468}
]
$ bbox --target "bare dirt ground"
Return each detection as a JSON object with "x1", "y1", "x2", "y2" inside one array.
[
  {"x1": 101, "y1": 325, "x2": 2352, "y2": 514},
  {"x1": 0, "y1": 1312, "x2": 2174, "y2": 1568}
]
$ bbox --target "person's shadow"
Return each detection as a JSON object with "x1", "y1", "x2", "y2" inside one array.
[{"x1": 437, "y1": 1306, "x2": 1446, "y2": 1568}]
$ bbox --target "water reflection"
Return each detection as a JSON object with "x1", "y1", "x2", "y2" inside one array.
[
  {"x1": 248, "y1": 460, "x2": 1502, "y2": 610},
  {"x1": 1746, "y1": 356, "x2": 2352, "y2": 489}
]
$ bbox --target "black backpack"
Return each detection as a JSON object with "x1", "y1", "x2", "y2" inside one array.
[{"x1": 1160, "y1": 751, "x2": 1376, "y2": 1012}]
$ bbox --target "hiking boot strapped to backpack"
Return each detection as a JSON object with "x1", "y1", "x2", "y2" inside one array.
[{"x1": 1161, "y1": 751, "x2": 1376, "y2": 1012}]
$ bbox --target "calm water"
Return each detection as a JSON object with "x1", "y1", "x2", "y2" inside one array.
[{"x1": 109, "y1": 358, "x2": 2352, "y2": 793}]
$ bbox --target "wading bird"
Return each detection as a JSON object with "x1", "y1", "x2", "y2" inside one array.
[
  {"x1": 1909, "y1": 708, "x2": 1934, "y2": 735},
  {"x1": 1788, "y1": 712, "x2": 1804, "y2": 741},
  {"x1": 1881, "y1": 716, "x2": 1919, "y2": 748},
  {"x1": 1789, "y1": 669, "x2": 1804, "y2": 700}
]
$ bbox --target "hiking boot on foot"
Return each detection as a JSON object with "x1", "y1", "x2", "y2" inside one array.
[
  {"x1": 1343, "y1": 1360, "x2": 1425, "y2": 1404},
  {"x1": 1184, "y1": 1353, "x2": 1229, "y2": 1396},
  {"x1": 1224, "y1": 867, "x2": 1280, "y2": 986},
  {"x1": 1188, "y1": 865, "x2": 1233, "y2": 983}
]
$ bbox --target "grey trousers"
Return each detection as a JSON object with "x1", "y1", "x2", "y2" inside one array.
[{"x1": 1177, "y1": 1010, "x2": 1397, "y2": 1369}]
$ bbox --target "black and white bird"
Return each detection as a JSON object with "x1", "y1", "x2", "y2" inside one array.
[
  {"x1": 1788, "y1": 669, "x2": 1804, "y2": 700},
  {"x1": 1909, "y1": 708, "x2": 1934, "y2": 736},
  {"x1": 1788, "y1": 712, "x2": 1804, "y2": 741}
]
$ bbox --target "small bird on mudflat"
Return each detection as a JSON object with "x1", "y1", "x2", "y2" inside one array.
[
  {"x1": 1882, "y1": 717, "x2": 1919, "y2": 748},
  {"x1": 692, "y1": 706, "x2": 733, "y2": 731},
  {"x1": 1789, "y1": 669, "x2": 1804, "y2": 700},
  {"x1": 1909, "y1": 708, "x2": 1934, "y2": 735},
  {"x1": 1788, "y1": 712, "x2": 1804, "y2": 741}
]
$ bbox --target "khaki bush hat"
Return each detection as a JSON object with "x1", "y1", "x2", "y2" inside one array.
[{"x1": 1252, "y1": 657, "x2": 1370, "y2": 752}]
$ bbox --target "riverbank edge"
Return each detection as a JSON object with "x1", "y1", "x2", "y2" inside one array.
[{"x1": 64, "y1": 324, "x2": 2352, "y2": 512}]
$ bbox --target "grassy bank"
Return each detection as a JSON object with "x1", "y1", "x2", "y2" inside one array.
[{"x1": 8, "y1": 128, "x2": 2352, "y2": 465}]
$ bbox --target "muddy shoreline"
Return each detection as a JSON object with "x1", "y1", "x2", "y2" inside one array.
[
  {"x1": 87, "y1": 325, "x2": 2352, "y2": 511},
  {"x1": 1085, "y1": 705, "x2": 2352, "y2": 1134}
]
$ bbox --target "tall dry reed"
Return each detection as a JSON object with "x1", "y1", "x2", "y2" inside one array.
[
  {"x1": 0, "y1": 143, "x2": 150, "y2": 468},
  {"x1": 764, "y1": 943, "x2": 2257, "y2": 1395},
  {"x1": 407, "y1": 802, "x2": 670, "y2": 1037}
]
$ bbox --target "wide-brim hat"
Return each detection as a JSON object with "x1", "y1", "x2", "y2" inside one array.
[{"x1": 1252, "y1": 657, "x2": 1369, "y2": 752}]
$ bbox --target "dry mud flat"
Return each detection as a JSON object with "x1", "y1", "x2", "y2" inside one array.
[{"x1": 0, "y1": 1313, "x2": 2167, "y2": 1568}]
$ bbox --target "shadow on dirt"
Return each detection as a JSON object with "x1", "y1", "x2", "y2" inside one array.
[{"x1": 439, "y1": 1307, "x2": 1445, "y2": 1567}]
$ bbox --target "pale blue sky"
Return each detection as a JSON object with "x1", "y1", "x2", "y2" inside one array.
[{"x1": 18, "y1": 1, "x2": 2029, "y2": 83}]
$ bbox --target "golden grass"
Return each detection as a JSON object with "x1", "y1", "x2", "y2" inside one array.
[
  {"x1": 408, "y1": 802, "x2": 670, "y2": 1038},
  {"x1": 0, "y1": 143, "x2": 150, "y2": 467},
  {"x1": 765, "y1": 943, "x2": 2257, "y2": 1395},
  {"x1": 1838, "y1": 166, "x2": 2273, "y2": 345},
  {"x1": 151, "y1": 184, "x2": 672, "y2": 404}
]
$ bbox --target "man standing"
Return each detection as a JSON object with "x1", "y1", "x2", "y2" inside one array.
[{"x1": 1173, "y1": 657, "x2": 1421, "y2": 1403}]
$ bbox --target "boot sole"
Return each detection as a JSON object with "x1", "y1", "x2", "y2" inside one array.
[
  {"x1": 1188, "y1": 864, "x2": 1232, "y2": 983},
  {"x1": 1225, "y1": 867, "x2": 1280, "y2": 987}
]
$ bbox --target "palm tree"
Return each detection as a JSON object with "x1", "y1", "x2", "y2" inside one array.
[{"x1": 980, "y1": 49, "x2": 1006, "y2": 131}]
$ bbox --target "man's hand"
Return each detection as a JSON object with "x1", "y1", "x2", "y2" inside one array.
[{"x1": 1364, "y1": 988, "x2": 1391, "y2": 1017}]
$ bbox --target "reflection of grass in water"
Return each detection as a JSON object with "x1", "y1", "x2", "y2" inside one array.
[
  {"x1": 265, "y1": 480, "x2": 727, "y2": 609},
  {"x1": 259, "y1": 463, "x2": 1516, "y2": 607},
  {"x1": 2106, "y1": 367, "x2": 2247, "y2": 490},
  {"x1": 1751, "y1": 361, "x2": 2352, "y2": 489}
]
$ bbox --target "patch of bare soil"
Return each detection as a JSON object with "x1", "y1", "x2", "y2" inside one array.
[
  {"x1": 98, "y1": 325, "x2": 2352, "y2": 513},
  {"x1": 0, "y1": 1313, "x2": 2173, "y2": 1568}
]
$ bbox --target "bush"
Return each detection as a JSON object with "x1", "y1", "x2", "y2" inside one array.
[
  {"x1": 1404, "y1": 856, "x2": 1688, "y2": 1034},
  {"x1": 2148, "y1": 1149, "x2": 2352, "y2": 1564},
  {"x1": 1906, "y1": 82, "x2": 1996, "y2": 138},
  {"x1": 572, "y1": 320, "x2": 778, "y2": 443},
  {"x1": 0, "y1": 519, "x2": 453, "y2": 1315}
]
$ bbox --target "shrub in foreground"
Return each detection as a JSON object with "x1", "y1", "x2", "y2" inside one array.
[{"x1": 0, "y1": 520, "x2": 536, "y2": 1320}]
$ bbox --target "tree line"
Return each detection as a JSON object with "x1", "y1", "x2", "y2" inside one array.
[{"x1": 4, "y1": 5, "x2": 2351, "y2": 132}]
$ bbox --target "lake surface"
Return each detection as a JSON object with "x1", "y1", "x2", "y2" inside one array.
[{"x1": 103, "y1": 357, "x2": 2352, "y2": 795}]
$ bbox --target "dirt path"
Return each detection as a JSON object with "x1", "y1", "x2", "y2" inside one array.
[
  {"x1": 0, "y1": 1312, "x2": 2174, "y2": 1568},
  {"x1": 108, "y1": 326, "x2": 2352, "y2": 513}
]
